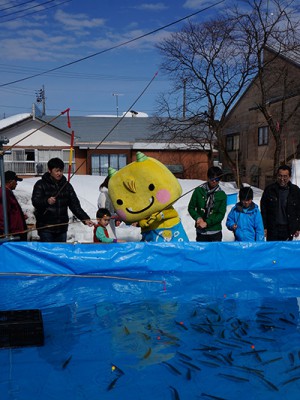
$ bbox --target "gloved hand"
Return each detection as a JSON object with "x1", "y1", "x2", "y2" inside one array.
[{"x1": 139, "y1": 212, "x2": 164, "y2": 228}]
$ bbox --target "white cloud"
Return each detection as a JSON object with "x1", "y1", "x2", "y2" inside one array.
[
  {"x1": 54, "y1": 9, "x2": 106, "y2": 31},
  {"x1": 183, "y1": 0, "x2": 204, "y2": 9},
  {"x1": 183, "y1": 0, "x2": 224, "y2": 10},
  {"x1": 135, "y1": 3, "x2": 168, "y2": 11}
]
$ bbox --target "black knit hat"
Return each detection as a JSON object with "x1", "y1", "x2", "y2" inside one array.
[{"x1": 5, "y1": 171, "x2": 23, "y2": 182}]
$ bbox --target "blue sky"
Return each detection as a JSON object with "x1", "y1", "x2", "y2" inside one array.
[{"x1": 0, "y1": 0, "x2": 227, "y2": 117}]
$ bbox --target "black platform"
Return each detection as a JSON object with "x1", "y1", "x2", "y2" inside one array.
[{"x1": 0, "y1": 309, "x2": 44, "y2": 349}]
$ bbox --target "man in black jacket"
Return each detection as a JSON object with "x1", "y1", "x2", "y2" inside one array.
[
  {"x1": 260, "y1": 165, "x2": 300, "y2": 241},
  {"x1": 32, "y1": 158, "x2": 94, "y2": 242}
]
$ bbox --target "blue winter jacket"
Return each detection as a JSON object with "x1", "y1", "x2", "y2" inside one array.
[{"x1": 226, "y1": 202, "x2": 265, "y2": 242}]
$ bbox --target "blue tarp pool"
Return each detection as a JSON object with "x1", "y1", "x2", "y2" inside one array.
[{"x1": 1, "y1": 241, "x2": 300, "y2": 400}]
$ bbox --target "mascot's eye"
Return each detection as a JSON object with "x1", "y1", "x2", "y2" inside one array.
[
  {"x1": 117, "y1": 199, "x2": 123, "y2": 205},
  {"x1": 148, "y1": 184, "x2": 155, "y2": 191}
]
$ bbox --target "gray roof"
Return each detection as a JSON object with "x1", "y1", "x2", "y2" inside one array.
[{"x1": 43, "y1": 116, "x2": 158, "y2": 144}]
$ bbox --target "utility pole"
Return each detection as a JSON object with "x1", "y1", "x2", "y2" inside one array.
[
  {"x1": 36, "y1": 85, "x2": 46, "y2": 116},
  {"x1": 182, "y1": 79, "x2": 187, "y2": 119},
  {"x1": 112, "y1": 93, "x2": 123, "y2": 117}
]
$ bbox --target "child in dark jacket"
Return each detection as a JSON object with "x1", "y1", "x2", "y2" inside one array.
[
  {"x1": 226, "y1": 187, "x2": 264, "y2": 242},
  {"x1": 94, "y1": 208, "x2": 124, "y2": 243}
]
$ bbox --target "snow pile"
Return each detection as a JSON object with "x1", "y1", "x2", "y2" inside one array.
[{"x1": 13, "y1": 175, "x2": 266, "y2": 243}]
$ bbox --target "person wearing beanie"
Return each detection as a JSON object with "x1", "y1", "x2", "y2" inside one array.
[{"x1": 0, "y1": 171, "x2": 28, "y2": 240}]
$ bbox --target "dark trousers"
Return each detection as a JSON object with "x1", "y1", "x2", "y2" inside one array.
[
  {"x1": 196, "y1": 231, "x2": 222, "y2": 242},
  {"x1": 267, "y1": 225, "x2": 292, "y2": 241},
  {"x1": 38, "y1": 230, "x2": 67, "y2": 243}
]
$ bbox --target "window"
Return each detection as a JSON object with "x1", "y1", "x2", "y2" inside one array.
[
  {"x1": 258, "y1": 126, "x2": 268, "y2": 146},
  {"x1": 91, "y1": 154, "x2": 127, "y2": 175},
  {"x1": 226, "y1": 134, "x2": 240, "y2": 151},
  {"x1": 4, "y1": 149, "x2": 75, "y2": 175}
]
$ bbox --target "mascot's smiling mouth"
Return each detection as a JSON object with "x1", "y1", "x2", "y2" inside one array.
[{"x1": 126, "y1": 196, "x2": 154, "y2": 214}]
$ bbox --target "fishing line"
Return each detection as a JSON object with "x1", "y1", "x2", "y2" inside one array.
[
  {"x1": 67, "y1": 71, "x2": 159, "y2": 184},
  {"x1": 2, "y1": 71, "x2": 158, "y2": 236},
  {"x1": 44, "y1": 70, "x2": 159, "y2": 210},
  {"x1": 158, "y1": 173, "x2": 227, "y2": 213}
]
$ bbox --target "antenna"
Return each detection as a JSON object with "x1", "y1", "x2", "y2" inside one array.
[{"x1": 112, "y1": 93, "x2": 124, "y2": 117}]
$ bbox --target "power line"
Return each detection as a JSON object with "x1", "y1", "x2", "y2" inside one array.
[
  {"x1": 0, "y1": 0, "x2": 71, "y2": 23},
  {"x1": 0, "y1": 63, "x2": 167, "y2": 82},
  {"x1": 0, "y1": 0, "x2": 63, "y2": 19},
  {"x1": 0, "y1": 0, "x2": 225, "y2": 88},
  {"x1": 0, "y1": 0, "x2": 36, "y2": 13}
]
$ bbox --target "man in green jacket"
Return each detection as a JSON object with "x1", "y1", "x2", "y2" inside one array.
[{"x1": 188, "y1": 166, "x2": 227, "y2": 242}]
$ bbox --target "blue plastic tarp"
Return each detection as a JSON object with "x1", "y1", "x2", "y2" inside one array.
[{"x1": 1, "y1": 241, "x2": 300, "y2": 400}]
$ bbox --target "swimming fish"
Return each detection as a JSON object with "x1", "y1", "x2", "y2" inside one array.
[
  {"x1": 142, "y1": 347, "x2": 152, "y2": 359},
  {"x1": 176, "y1": 351, "x2": 193, "y2": 360},
  {"x1": 107, "y1": 376, "x2": 120, "y2": 391},
  {"x1": 175, "y1": 320, "x2": 188, "y2": 330},
  {"x1": 218, "y1": 373, "x2": 249, "y2": 382},
  {"x1": 170, "y1": 386, "x2": 180, "y2": 400},
  {"x1": 281, "y1": 376, "x2": 300, "y2": 386},
  {"x1": 179, "y1": 359, "x2": 201, "y2": 371},
  {"x1": 62, "y1": 355, "x2": 72, "y2": 369},
  {"x1": 162, "y1": 361, "x2": 182, "y2": 375},
  {"x1": 201, "y1": 393, "x2": 228, "y2": 400},
  {"x1": 111, "y1": 364, "x2": 124, "y2": 376}
]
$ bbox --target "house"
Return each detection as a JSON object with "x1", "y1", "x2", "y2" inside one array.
[
  {"x1": 222, "y1": 47, "x2": 300, "y2": 189},
  {"x1": 0, "y1": 108, "x2": 213, "y2": 180}
]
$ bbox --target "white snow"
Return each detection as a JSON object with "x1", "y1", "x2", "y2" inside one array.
[
  {"x1": 14, "y1": 175, "x2": 265, "y2": 243},
  {"x1": 12, "y1": 160, "x2": 300, "y2": 242},
  {"x1": 0, "y1": 113, "x2": 31, "y2": 130}
]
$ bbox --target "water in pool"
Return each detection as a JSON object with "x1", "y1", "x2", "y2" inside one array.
[{"x1": 1, "y1": 268, "x2": 300, "y2": 400}]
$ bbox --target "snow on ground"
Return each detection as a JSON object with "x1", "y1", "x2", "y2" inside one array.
[
  {"x1": 14, "y1": 175, "x2": 265, "y2": 243},
  {"x1": 7, "y1": 152, "x2": 300, "y2": 242}
]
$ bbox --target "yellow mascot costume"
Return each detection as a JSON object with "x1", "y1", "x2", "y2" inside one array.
[{"x1": 108, "y1": 152, "x2": 189, "y2": 242}]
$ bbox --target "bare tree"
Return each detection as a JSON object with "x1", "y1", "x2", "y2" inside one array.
[
  {"x1": 235, "y1": 0, "x2": 300, "y2": 177},
  {"x1": 155, "y1": 0, "x2": 300, "y2": 180}
]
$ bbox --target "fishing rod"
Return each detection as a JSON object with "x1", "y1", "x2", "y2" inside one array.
[
  {"x1": 0, "y1": 219, "x2": 88, "y2": 240},
  {"x1": 1, "y1": 72, "x2": 159, "y2": 237},
  {"x1": 157, "y1": 172, "x2": 228, "y2": 214},
  {"x1": 41, "y1": 70, "x2": 159, "y2": 218},
  {"x1": 67, "y1": 71, "x2": 159, "y2": 184}
]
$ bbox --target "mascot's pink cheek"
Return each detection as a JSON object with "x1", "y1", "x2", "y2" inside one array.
[
  {"x1": 156, "y1": 189, "x2": 171, "y2": 204},
  {"x1": 117, "y1": 209, "x2": 127, "y2": 221}
]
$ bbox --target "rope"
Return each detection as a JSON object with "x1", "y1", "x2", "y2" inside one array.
[{"x1": 0, "y1": 271, "x2": 166, "y2": 286}]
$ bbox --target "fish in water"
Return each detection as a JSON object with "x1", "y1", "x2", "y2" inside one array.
[
  {"x1": 218, "y1": 373, "x2": 249, "y2": 382},
  {"x1": 281, "y1": 376, "x2": 300, "y2": 386},
  {"x1": 179, "y1": 359, "x2": 201, "y2": 371},
  {"x1": 107, "y1": 376, "x2": 120, "y2": 391},
  {"x1": 142, "y1": 347, "x2": 152, "y2": 359},
  {"x1": 201, "y1": 393, "x2": 228, "y2": 400},
  {"x1": 162, "y1": 361, "x2": 182, "y2": 375},
  {"x1": 170, "y1": 386, "x2": 180, "y2": 400},
  {"x1": 62, "y1": 355, "x2": 72, "y2": 369},
  {"x1": 175, "y1": 320, "x2": 188, "y2": 330},
  {"x1": 111, "y1": 364, "x2": 124, "y2": 376},
  {"x1": 176, "y1": 351, "x2": 193, "y2": 360}
]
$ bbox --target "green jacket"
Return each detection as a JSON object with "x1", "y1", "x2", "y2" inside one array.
[{"x1": 188, "y1": 186, "x2": 227, "y2": 232}]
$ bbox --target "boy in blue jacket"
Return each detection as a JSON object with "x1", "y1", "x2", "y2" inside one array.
[{"x1": 226, "y1": 187, "x2": 265, "y2": 242}]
